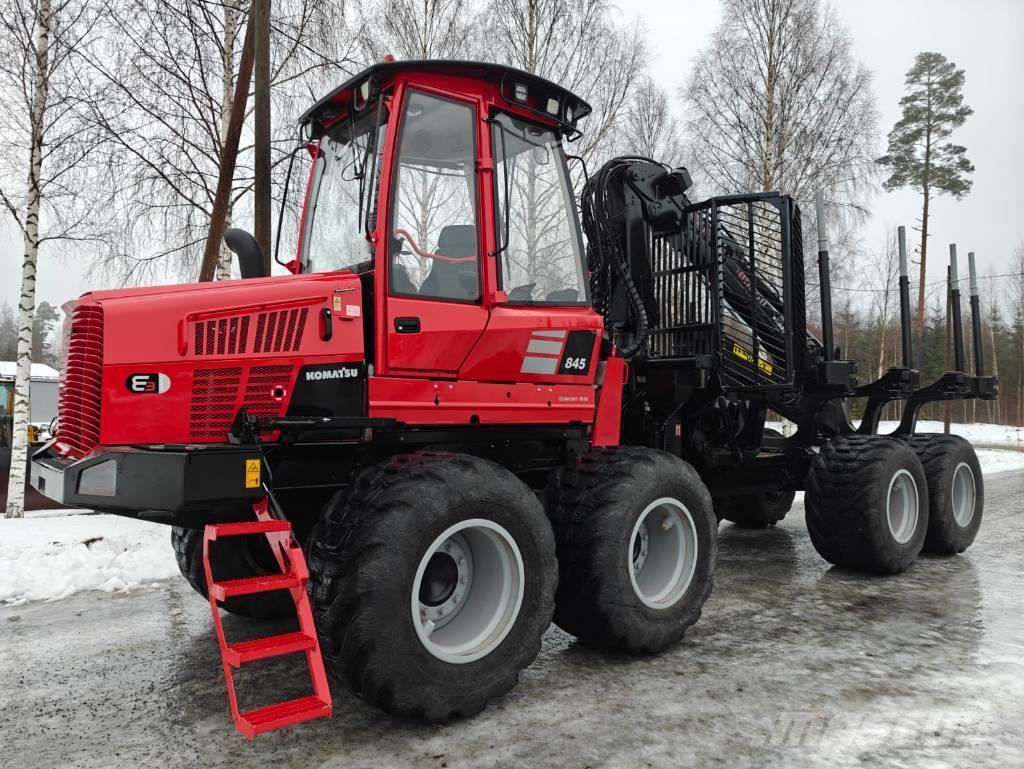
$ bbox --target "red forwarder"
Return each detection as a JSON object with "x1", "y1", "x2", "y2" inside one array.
[{"x1": 31, "y1": 61, "x2": 994, "y2": 737}]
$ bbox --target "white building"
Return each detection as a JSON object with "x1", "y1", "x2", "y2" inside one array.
[{"x1": 0, "y1": 362, "x2": 60, "y2": 426}]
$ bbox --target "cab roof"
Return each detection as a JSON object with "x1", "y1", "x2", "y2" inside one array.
[{"x1": 298, "y1": 60, "x2": 592, "y2": 138}]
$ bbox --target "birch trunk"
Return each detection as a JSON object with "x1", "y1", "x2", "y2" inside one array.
[
  {"x1": 5, "y1": 0, "x2": 51, "y2": 518},
  {"x1": 215, "y1": 0, "x2": 240, "y2": 281},
  {"x1": 988, "y1": 302, "x2": 999, "y2": 423}
]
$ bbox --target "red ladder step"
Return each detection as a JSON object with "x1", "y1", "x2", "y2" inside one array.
[
  {"x1": 203, "y1": 499, "x2": 332, "y2": 739},
  {"x1": 237, "y1": 695, "x2": 332, "y2": 740},
  {"x1": 224, "y1": 631, "x2": 317, "y2": 666},
  {"x1": 208, "y1": 573, "x2": 301, "y2": 601},
  {"x1": 206, "y1": 520, "x2": 292, "y2": 539}
]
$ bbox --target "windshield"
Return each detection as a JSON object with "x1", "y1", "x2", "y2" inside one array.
[
  {"x1": 302, "y1": 104, "x2": 387, "y2": 273},
  {"x1": 491, "y1": 112, "x2": 586, "y2": 304}
]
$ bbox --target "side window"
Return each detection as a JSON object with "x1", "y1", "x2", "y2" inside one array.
[
  {"x1": 303, "y1": 104, "x2": 387, "y2": 274},
  {"x1": 491, "y1": 113, "x2": 587, "y2": 304},
  {"x1": 389, "y1": 91, "x2": 480, "y2": 301}
]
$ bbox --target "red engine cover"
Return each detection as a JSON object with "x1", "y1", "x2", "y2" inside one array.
[{"x1": 59, "y1": 272, "x2": 364, "y2": 455}]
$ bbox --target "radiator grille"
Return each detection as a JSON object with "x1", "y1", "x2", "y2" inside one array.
[
  {"x1": 189, "y1": 367, "x2": 243, "y2": 440},
  {"x1": 193, "y1": 309, "x2": 307, "y2": 357},
  {"x1": 57, "y1": 304, "x2": 104, "y2": 458},
  {"x1": 188, "y1": 364, "x2": 295, "y2": 441}
]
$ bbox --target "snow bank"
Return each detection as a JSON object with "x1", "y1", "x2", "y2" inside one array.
[
  {"x1": 975, "y1": 449, "x2": 1024, "y2": 476},
  {"x1": 0, "y1": 511, "x2": 179, "y2": 606},
  {"x1": 768, "y1": 419, "x2": 1024, "y2": 448}
]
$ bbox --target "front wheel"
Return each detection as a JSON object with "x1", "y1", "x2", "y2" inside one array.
[
  {"x1": 307, "y1": 451, "x2": 556, "y2": 721},
  {"x1": 546, "y1": 447, "x2": 717, "y2": 653}
]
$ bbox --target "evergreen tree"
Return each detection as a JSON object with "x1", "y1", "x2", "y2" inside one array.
[
  {"x1": 31, "y1": 301, "x2": 60, "y2": 365},
  {"x1": 877, "y1": 52, "x2": 974, "y2": 360}
]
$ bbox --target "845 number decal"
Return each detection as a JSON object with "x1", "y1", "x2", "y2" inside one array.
[{"x1": 557, "y1": 331, "x2": 596, "y2": 376}]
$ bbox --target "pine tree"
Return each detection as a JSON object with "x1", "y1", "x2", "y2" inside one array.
[{"x1": 877, "y1": 52, "x2": 974, "y2": 363}]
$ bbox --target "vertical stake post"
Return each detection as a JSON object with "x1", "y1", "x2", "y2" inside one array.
[
  {"x1": 897, "y1": 225, "x2": 913, "y2": 368},
  {"x1": 949, "y1": 244, "x2": 965, "y2": 373},
  {"x1": 815, "y1": 191, "x2": 834, "y2": 360},
  {"x1": 967, "y1": 252, "x2": 984, "y2": 376}
]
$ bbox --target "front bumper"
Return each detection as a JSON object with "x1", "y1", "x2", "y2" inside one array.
[{"x1": 30, "y1": 442, "x2": 266, "y2": 518}]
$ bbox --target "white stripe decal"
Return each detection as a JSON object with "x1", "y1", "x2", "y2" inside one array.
[
  {"x1": 532, "y1": 329, "x2": 567, "y2": 339},
  {"x1": 520, "y1": 356, "x2": 559, "y2": 374},
  {"x1": 527, "y1": 339, "x2": 563, "y2": 355}
]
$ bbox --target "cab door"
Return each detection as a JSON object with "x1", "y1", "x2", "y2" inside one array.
[{"x1": 384, "y1": 87, "x2": 488, "y2": 375}]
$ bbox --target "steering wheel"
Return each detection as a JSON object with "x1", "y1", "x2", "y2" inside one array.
[{"x1": 393, "y1": 229, "x2": 475, "y2": 263}]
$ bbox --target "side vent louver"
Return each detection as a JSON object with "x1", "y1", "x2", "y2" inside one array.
[{"x1": 193, "y1": 309, "x2": 307, "y2": 357}]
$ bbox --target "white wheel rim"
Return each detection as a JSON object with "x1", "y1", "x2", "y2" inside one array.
[
  {"x1": 627, "y1": 497, "x2": 699, "y2": 609},
  {"x1": 886, "y1": 469, "x2": 920, "y2": 544},
  {"x1": 951, "y1": 462, "x2": 976, "y2": 527},
  {"x1": 411, "y1": 519, "x2": 524, "y2": 664}
]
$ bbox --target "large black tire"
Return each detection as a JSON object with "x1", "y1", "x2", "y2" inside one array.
[
  {"x1": 906, "y1": 434, "x2": 983, "y2": 555},
  {"x1": 721, "y1": 488, "x2": 796, "y2": 528},
  {"x1": 545, "y1": 447, "x2": 716, "y2": 653},
  {"x1": 307, "y1": 451, "x2": 557, "y2": 721},
  {"x1": 721, "y1": 429, "x2": 795, "y2": 528},
  {"x1": 805, "y1": 435, "x2": 929, "y2": 574},
  {"x1": 170, "y1": 526, "x2": 293, "y2": 619}
]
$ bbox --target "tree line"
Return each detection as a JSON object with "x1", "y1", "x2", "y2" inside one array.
[{"x1": 0, "y1": 0, "x2": 1019, "y2": 517}]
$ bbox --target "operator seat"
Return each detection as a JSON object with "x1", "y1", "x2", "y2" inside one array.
[{"x1": 419, "y1": 224, "x2": 478, "y2": 300}]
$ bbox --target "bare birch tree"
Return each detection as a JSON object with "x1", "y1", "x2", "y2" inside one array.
[
  {"x1": 350, "y1": 0, "x2": 482, "y2": 63},
  {"x1": 84, "y1": 0, "x2": 354, "y2": 283},
  {"x1": 0, "y1": 0, "x2": 109, "y2": 517},
  {"x1": 484, "y1": 0, "x2": 646, "y2": 163},
  {"x1": 682, "y1": 0, "x2": 879, "y2": 300},
  {"x1": 864, "y1": 232, "x2": 900, "y2": 378},
  {"x1": 615, "y1": 75, "x2": 685, "y2": 166}
]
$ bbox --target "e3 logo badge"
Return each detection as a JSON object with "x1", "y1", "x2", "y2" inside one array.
[{"x1": 125, "y1": 373, "x2": 171, "y2": 394}]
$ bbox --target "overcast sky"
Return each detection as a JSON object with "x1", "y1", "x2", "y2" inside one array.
[{"x1": 1, "y1": 0, "x2": 1022, "y2": 314}]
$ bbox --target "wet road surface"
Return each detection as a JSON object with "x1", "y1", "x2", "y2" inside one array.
[{"x1": 2, "y1": 470, "x2": 1022, "y2": 769}]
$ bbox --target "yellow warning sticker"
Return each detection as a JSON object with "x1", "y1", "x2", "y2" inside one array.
[
  {"x1": 732, "y1": 343, "x2": 754, "y2": 363},
  {"x1": 731, "y1": 343, "x2": 774, "y2": 376},
  {"x1": 245, "y1": 459, "x2": 261, "y2": 489}
]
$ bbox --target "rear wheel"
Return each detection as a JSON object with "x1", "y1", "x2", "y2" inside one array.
[
  {"x1": 721, "y1": 488, "x2": 796, "y2": 528},
  {"x1": 170, "y1": 526, "x2": 293, "y2": 619},
  {"x1": 307, "y1": 451, "x2": 556, "y2": 721},
  {"x1": 906, "y1": 434, "x2": 983, "y2": 554},
  {"x1": 721, "y1": 429, "x2": 795, "y2": 528},
  {"x1": 546, "y1": 447, "x2": 716, "y2": 653},
  {"x1": 805, "y1": 435, "x2": 929, "y2": 574}
]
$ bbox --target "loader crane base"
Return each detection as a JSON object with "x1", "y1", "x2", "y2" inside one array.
[{"x1": 29, "y1": 59, "x2": 995, "y2": 736}]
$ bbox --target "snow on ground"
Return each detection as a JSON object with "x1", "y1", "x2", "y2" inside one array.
[
  {"x1": 0, "y1": 511, "x2": 178, "y2": 606},
  {"x1": 975, "y1": 449, "x2": 1024, "y2": 475},
  {"x1": 1, "y1": 435, "x2": 1021, "y2": 607},
  {"x1": 767, "y1": 419, "x2": 1024, "y2": 448}
]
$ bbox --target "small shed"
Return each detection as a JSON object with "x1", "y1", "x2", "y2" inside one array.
[{"x1": 0, "y1": 361, "x2": 60, "y2": 425}]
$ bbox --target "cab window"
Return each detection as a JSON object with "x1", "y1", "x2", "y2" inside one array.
[
  {"x1": 389, "y1": 90, "x2": 480, "y2": 302},
  {"x1": 491, "y1": 112, "x2": 587, "y2": 304},
  {"x1": 303, "y1": 103, "x2": 387, "y2": 274}
]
